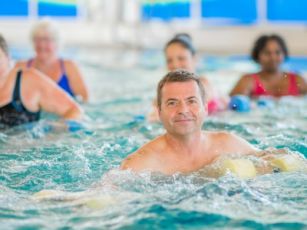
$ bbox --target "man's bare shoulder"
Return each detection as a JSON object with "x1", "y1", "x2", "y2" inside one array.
[
  {"x1": 120, "y1": 135, "x2": 166, "y2": 171},
  {"x1": 204, "y1": 131, "x2": 258, "y2": 154},
  {"x1": 204, "y1": 130, "x2": 234, "y2": 140}
]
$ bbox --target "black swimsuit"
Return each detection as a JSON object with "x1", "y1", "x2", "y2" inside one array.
[{"x1": 0, "y1": 71, "x2": 40, "y2": 128}]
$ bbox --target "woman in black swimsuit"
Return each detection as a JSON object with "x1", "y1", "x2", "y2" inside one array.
[{"x1": 0, "y1": 34, "x2": 83, "y2": 128}]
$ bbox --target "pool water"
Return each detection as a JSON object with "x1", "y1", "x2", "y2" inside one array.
[{"x1": 0, "y1": 48, "x2": 306, "y2": 229}]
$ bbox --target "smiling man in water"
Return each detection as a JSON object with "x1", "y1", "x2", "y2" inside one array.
[{"x1": 121, "y1": 70, "x2": 259, "y2": 175}]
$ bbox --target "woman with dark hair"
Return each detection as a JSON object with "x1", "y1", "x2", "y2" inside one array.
[
  {"x1": 230, "y1": 34, "x2": 307, "y2": 97},
  {"x1": 164, "y1": 34, "x2": 218, "y2": 109}
]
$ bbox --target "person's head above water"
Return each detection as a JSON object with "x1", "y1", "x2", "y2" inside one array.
[
  {"x1": 251, "y1": 34, "x2": 288, "y2": 72},
  {"x1": 157, "y1": 69, "x2": 207, "y2": 136},
  {"x1": 121, "y1": 69, "x2": 260, "y2": 174},
  {"x1": 31, "y1": 19, "x2": 60, "y2": 61},
  {"x1": 164, "y1": 33, "x2": 196, "y2": 72},
  {"x1": 157, "y1": 69, "x2": 206, "y2": 109}
]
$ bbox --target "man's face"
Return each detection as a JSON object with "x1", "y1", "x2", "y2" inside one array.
[{"x1": 159, "y1": 80, "x2": 206, "y2": 137}]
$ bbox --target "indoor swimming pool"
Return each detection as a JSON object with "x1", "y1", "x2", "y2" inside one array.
[{"x1": 0, "y1": 48, "x2": 306, "y2": 229}]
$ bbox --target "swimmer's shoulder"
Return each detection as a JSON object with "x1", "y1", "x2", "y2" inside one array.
[
  {"x1": 290, "y1": 73, "x2": 305, "y2": 83},
  {"x1": 120, "y1": 136, "x2": 165, "y2": 171},
  {"x1": 204, "y1": 131, "x2": 258, "y2": 154},
  {"x1": 230, "y1": 73, "x2": 255, "y2": 96},
  {"x1": 14, "y1": 60, "x2": 28, "y2": 69},
  {"x1": 238, "y1": 73, "x2": 255, "y2": 86},
  {"x1": 4, "y1": 67, "x2": 38, "y2": 82},
  {"x1": 204, "y1": 130, "x2": 232, "y2": 138},
  {"x1": 131, "y1": 135, "x2": 165, "y2": 158},
  {"x1": 63, "y1": 59, "x2": 80, "y2": 73},
  {"x1": 22, "y1": 67, "x2": 43, "y2": 79},
  {"x1": 203, "y1": 130, "x2": 234, "y2": 143},
  {"x1": 22, "y1": 67, "x2": 60, "y2": 90},
  {"x1": 291, "y1": 73, "x2": 307, "y2": 94},
  {"x1": 62, "y1": 59, "x2": 85, "y2": 83},
  {"x1": 63, "y1": 59, "x2": 75, "y2": 68}
]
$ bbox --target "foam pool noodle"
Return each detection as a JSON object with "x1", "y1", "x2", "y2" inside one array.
[
  {"x1": 32, "y1": 189, "x2": 65, "y2": 200},
  {"x1": 222, "y1": 159, "x2": 257, "y2": 179},
  {"x1": 270, "y1": 155, "x2": 306, "y2": 172},
  {"x1": 82, "y1": 195, "x2": 116, "y2": 209}
]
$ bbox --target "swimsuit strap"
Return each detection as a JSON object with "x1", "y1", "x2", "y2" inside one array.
[
  {"x1": 287, "y1": 73, "x2": 299, "y2": 95},
  {"x1": 13, "y1": 71, "x2": 22, "y2": 101},
  {"x1": 60, "y1": 59, "x2": 66, "y2": 75},
  {"x1": 252, "y1": 74, "x2": 267, "y2": 95},
  {"x1": 57, "y1": 59, "x2": 74, "y2": 96},
  {"x1": 252, "y1": 74, "x2": 261, "y2": 85}
]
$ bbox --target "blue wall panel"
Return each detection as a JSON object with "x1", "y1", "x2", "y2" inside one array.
[
  {"x1": 267, "y1": 0, "x2": 307, "y2": 22},
  {"x1": 38, "y1": 0, "x2": 78, "y2": 17},
  {"x1": 142, "y1": 1, "x2": 190, "y2": 21},
  {"x1": 201, "y1": 0, "x2": 257, "y2": 24},
  {"x1": 0, "y1": 0, "x2": 29, "y2": 16}
]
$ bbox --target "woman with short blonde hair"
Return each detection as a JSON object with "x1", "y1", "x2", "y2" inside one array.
[{"x1": 15, "y1": 19, "x2": 89, "y2": 102}]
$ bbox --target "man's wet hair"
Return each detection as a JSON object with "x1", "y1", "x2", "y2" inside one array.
[{"x1": 157, "y1": 69, "x2": 206, "y2": 109}]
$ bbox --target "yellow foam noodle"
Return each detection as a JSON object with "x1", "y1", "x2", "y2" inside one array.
[
  {"x1": 271, "y1": 155, "x2": 305, "y2": 172},
  {"x1": 222, "y1": 159, "x2": 257, "y2": 179},
  {"x1": 32, "y1": 190, "x2": 116, "y2": 209},
  {"x1": 82, "y1": 195, "x2": 116, "y2": 209},
  {"x1": 32, "y1": 189, "x2": 82, "y2": 201},
  {"x1": 32, "y1": 189, "x2": 63, "y2": 200}
]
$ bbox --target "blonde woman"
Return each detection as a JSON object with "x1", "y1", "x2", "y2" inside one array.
[{"x1": 15, "y1": 19, "x2": 89, "y2": 102}]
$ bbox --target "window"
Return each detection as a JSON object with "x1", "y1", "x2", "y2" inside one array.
[
  {"x1": 201, "y1": 0, "x2": 257, "y2": 24},
  {"x1": 142, "y1": 0, "x2": 190, "y2": 21},
  {"x1": 0, "y1": 0, "x2": 29, "y2": 17},
  {"x1": 267, "y1": 0, "x2": 307, "y2": 22},
  {"x1": 38, "y1": 0, "x2": 78, "y2": 17}
]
